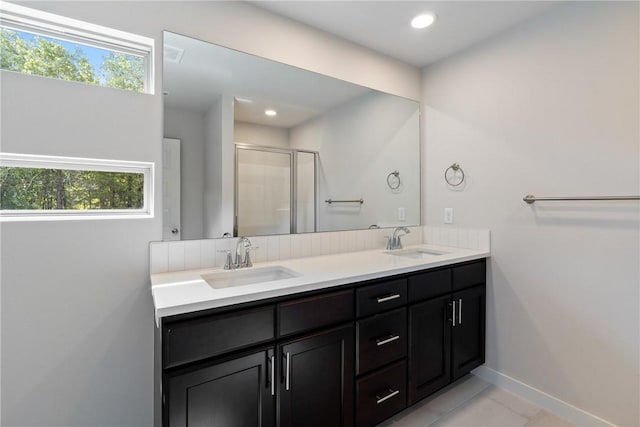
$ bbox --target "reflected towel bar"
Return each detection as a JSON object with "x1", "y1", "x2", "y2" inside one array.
[
  {"x1": 523, "y1": 195, "x2": 640, "y2": 204},
  {"x1": 325, "y1": 198, "x2": 364, "y2": 204}
]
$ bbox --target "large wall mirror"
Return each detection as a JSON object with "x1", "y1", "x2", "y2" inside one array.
[{"x1": 162, "y1": 31, "x2": 421, "y2": 240}]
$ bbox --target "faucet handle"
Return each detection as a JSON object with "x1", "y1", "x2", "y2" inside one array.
[
  {"x1": 385, "y1": 236, "x2": 393, "y2": 250},
  {"x1": 217, "y1": 249, "x2": 233, "y2": 270},
  {"x1": 243, "y1": 247, "x2": 253, "y2": 268},
  {"x1": 242, "y1": 245, "x2": 260, "y2": 268}
]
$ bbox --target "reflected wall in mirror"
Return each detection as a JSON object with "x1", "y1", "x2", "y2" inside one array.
[{"x1": 163, "y1": 31, "x2": 421, "y2": 240}]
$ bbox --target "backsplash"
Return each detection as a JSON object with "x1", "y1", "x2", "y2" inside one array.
[
  {"x1": 149, "y1": 226, "x2": 490, "y2": 274},
  {"x1": 423, "y1": 226, "x2": 490, "y2": 252}
]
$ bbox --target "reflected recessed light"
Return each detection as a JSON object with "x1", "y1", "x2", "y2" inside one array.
[
  {"x1": 411, "y1": 13, "x2": 436, "y2": 29},
  {"x1": 265, "y1": 109, "x2": 277, "y2": 116}
]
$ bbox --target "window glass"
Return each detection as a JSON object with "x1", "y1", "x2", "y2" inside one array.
[
  {"x1": 0, "y1": 167, "x2": 144, "y2": 210},
  {"x1": 0, "y1": 154, "x2": 154, "y2": 220},
  {"x1": 0, "y1": 27, "x2": 146, "y2": 92},
  {"x1": 0, "y1": 2, "x2": 153, "y2": 92}
]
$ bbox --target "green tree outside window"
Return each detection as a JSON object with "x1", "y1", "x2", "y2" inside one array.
[{"x1": 0, "y1": 28, "x2": 148, "y2": 211}]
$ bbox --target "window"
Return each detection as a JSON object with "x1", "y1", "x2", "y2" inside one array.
[
  {"x1": 0, "y1": 153, "x2": 154, "y2": 221},
  {"x1": 0, "y1": 2, "x2": 154, "y2": 93}
]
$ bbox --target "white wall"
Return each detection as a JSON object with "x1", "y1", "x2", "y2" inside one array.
[
  {"x1": 203, "y1": 95, "x2": 234, "y2": 238},
  {"x1": 290, "y1": 91, "x2": 421, "y2": 231},
  {"x1": 422, "y1": 2, "x2": 639, "y2": 426},
  {"x1": 2, "y1": 2, "x2": 420, "y2": 426},
  {"x1": 164, "y1": 107, "x2": 205, "y2": 240},
  {"x1": 1, "y1": 70, "x2": 161, "y2": 426},
  {"x1": 235, "y1": 121, "x2": 290, "y2": 149}
]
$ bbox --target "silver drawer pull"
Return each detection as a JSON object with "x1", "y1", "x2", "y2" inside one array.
[
  {"x1": 285, "y1": 352, "x2": 291, "y2": 391},
  {"x1": 270, "y1": 355, "x2": 275, "y2": 396},
  {"x1": 376, "y1": 389, "x2": 400, "y2": 404},
  {"x1": 376, "y1": 335, "x2": 400, "y2": 346},
  {"x1": 377, "y1": 294, "x2": 400, "y2": 303},
  {"x1": 452, "y1": 300, "x2": 456, "y2": 327}
]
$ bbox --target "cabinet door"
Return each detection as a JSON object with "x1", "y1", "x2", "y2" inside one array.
[
  {"x1": 278, "y1": 325, "x2": 354, "y2": 427},
  {"x1": 167, "y1": 348, "x2": 275, "y2": 427},
  {"x1": 408, "y1": 295, "x2": 451, "y2": 405},
  {"x1": 451, "y1": 285, "x2": 486, "y2": 380}
]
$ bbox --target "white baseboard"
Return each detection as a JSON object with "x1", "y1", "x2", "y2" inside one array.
[{"x1": 472, "y1": 366, "x2": 616, "y2": 427}]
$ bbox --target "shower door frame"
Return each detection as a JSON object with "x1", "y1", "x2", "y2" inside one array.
[{"x1": 234, "y1": 143, "x2": 318, "y2": 236}]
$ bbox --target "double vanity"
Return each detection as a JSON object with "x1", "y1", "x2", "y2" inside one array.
[{"x1": 152, "y1": 241, "x2": 489, "y2": 426}]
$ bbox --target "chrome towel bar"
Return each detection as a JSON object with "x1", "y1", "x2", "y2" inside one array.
[
  {"x1": 325, "y1": 198, "x2": 364, "y2": 204},
  {"x1": 523, "y1": 195, "x2": 640, "y2": 204}
]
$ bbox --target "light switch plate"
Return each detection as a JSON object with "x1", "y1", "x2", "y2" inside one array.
[
  {"x1": 398, "y1": 207, "x2": 405, "y2": 221},
  {"x1": 444, "y1": 207, "x2": 453, "y2": 224}
]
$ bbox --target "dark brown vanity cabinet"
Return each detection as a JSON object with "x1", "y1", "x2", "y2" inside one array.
[
  {"x1": 162, "y1": 290, "x2": 355, "y2": 427},
  {"x1": 354, "y1": 278, "x2": 409, "y2": 427},
  {"x1": 166, "y1": 348, "x2": 275, "y2": 427},
  {"x1": 161, "y1": 258, "x2": 486, "y2": 427},
  {"x1": 408, "y1": 260, "x2": 486, "y2": 405},
  {"x1": 407, "y1": 294, "x2": 452, "y2": 403},
  {"x1": 278, "y1": 325, "x2": 354, "y2": 427},
  {"x1": 451, "y1": 285, "x2": 486, "y2": 380}
]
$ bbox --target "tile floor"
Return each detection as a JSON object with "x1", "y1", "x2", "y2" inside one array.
[{"x1": 378, "y1": 375, "x2": 576, "y2": 427}]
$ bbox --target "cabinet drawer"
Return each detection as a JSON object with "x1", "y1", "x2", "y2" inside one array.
[
  {"x1": 163, "y1": 305, "x2": 275, "y2": 369},
  {"x1": 356, "y1": 307, "x2": 406, "y2": 375},
  {"x1": 408, "y1": 268, "x2": 451, "y2": 303},
  {"x1": 356, "y1": 360, "x2": 407, "y2": 427},
  {"x1": 278, "y1": 289, "x2": 353, "y2": 337},
  {"x1": 452, "y1": 260, "x2": 486, "y2": 291},
  {"x1": 356, "y1": 278, "x2": 407, "y2": 317}
]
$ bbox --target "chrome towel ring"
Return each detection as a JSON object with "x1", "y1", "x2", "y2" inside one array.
[
  {"x1": 445, "y1": 163, "x2": 465, "y2": 186},
  {"x1": 387, "y1": 170, "x2": 401, "y2": 189}
]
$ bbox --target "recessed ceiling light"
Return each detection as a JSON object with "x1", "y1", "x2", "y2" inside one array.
[
  {"x1": 411, "y1": 13, "x2": 436, "y2": 29},
  {"x1": 265, "y1": 109, "x2": 277, "y2": 116}
]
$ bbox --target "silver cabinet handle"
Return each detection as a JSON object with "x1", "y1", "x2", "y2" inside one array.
[
  {"x1": 285, "y1": 352, "x2": 291, "y2": 391},
  {"x1": 376, "y1": 335, "x2": 400, "y2": 346},
  {"x1": 376, "y1": 389, "x2": 400, "y2": 404},
  {"x1": 458, "y1": 298, "x2": 463, "y2": 325},
  {"x1": 270, "y1": 355, "x2": 275, "y2": 396},
  {"x1": 377, "y1": 294, "x2": 400, "y2": 303},
  {"x1": 452, "y1": 300, "x2": 456, "y2": 327}
]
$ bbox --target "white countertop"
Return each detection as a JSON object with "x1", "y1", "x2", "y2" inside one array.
[{"x1": 151, "y1": 244, "x2": 490, "y2": 324}]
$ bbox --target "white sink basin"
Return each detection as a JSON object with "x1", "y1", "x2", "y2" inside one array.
[
  {"x1": 201, "y1": 266, "x2": 301, "y2": 289},
  {"x1": 385, "y1": 248, "x2": 448, "y2": 259}
]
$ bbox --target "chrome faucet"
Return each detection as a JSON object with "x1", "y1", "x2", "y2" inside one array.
[
  {"x1": 233, "y1": 236, "x2": 253, "y2": 269},
  {"x1": 387, "y1": 227, "x2": 410, "y2": 250}
]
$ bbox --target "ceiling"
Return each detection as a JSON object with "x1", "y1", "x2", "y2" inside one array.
[
  {"x1": 164, "y1": 31, "x2": 372, "y2": 125},
  {"x1": 164, "y1": 2, "x2": 562, "y2": 123},
  {"x1": 251, "y1": 1, "x2": 562, "y2": 68}
]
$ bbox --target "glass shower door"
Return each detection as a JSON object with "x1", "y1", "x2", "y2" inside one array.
[
  {"x1": 296, "y1": 151, "x2": 317, "y2": 233},
  {"x1": 236, "y1": 147, "x2": 292, "y2": 236}
]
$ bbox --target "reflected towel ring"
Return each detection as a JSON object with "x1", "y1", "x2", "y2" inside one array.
[
  {"x1": 445, "y1": 163, "x2": 465, "y2": 186},
  {"x1": 387, "y1": 170, "x2": 401, "y2": 190}
]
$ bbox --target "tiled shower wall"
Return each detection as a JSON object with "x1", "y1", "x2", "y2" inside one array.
[{"x1": 149, "y1": 226, "x2": 490, "y2": 274}]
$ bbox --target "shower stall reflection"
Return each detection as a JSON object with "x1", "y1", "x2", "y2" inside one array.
[{"x1": 235, "y1": 144, "x2": 317, "y2": 236}]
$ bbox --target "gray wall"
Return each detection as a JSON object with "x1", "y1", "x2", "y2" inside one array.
[
  {"x1": 1, "y1": 1, "x2": 420, "y2": 426},
  {"x1": 290, "y1": 92, "x2": 421, "y2": 231},
  {"x1": 5, "y1": 1, "x2": 635, "y2": 426},
  {"x1": 422, "y1": 2, "x2": 639, "y2": 426},
  {"x1": 164, "y1": 107, "x2": 206, "y2": 240},
  {"x1": 1, "y1": 69, "x2": 161, "y2": 426}
]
